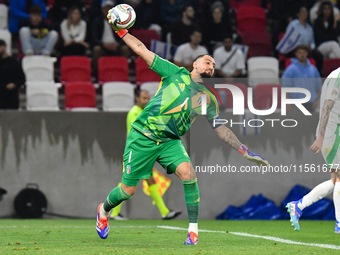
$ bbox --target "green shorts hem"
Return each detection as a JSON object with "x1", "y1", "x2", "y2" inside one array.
[
  {"x1": 166, "y1": 157, "x2": 191, "y2": 174},
  {"x1": 121, "y1": 175, "x2": 139, "y2": 187}
]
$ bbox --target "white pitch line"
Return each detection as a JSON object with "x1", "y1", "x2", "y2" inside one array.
[{"x1": 157, "y1": 225, "x2": 340, "y2": 250}]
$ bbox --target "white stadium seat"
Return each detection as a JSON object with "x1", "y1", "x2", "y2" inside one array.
[
  {"x1": 26, "y1": 81, "x2": 59, "y2": 111},
  {"x1": 22, "y1": 56, "x2": 55, "y2": 82},
  {"x1": 247, "y1": 57, "x2": 279, "y2": 87},
  {"x1": 0, "y1": 4, "x2": 8, "y2": 29},
  {"x1": 102, "y1": 82, "x2": 135, "y2": 112},
  {"x1": 140, "y1": 81, "x2": 160, "y2": 98},
  {"x1": 0, "y1": 29, "x2": 11, "y2": 55}
]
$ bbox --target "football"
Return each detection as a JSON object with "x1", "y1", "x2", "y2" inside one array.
[{"x1": 110, "y1": 4, "x2": 136, "y2": 30}]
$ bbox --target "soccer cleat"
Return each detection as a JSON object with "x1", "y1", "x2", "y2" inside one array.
[
  {"x1": 335, "y1": 221, "x2": 340, "y2": 234},
  {"x1": 286, "y1": 199, "x2": 303, "y2": 231},
  {"x1": 112, "y1": 213, "x2": 128, "y2": 221},
  {"x1": 184, "y1": 231, "x2": 198, "y2": 245},
  {"x1": 162, "y1": 210, "x2": 182, "y2": 220},
  {"x1": 96, "y1": 203, "x2": 109, "y2": 239}
]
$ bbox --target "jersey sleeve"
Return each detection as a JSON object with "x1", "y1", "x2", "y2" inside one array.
[
  {"x1": 205, "y1": 92, "x2": 221, "y2": 129},
  {"x1": 149, "y1": 55, "x2": 181, "y2": 79},
  {"x1": 324, "y1": 72, "x2": 340, "y2": 102}
]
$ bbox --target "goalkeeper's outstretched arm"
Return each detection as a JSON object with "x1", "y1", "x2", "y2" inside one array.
[
  {"x1": 107, "y1": 9, "x2": 155, "y2": 66},
  {"x1": 214, "y1": 125, "x2": 269, "y2": 167}
]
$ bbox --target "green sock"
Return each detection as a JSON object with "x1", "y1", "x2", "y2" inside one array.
[
  {"x1": 104, "y1": 185, "x2": 132, "y2": 212},
  {"x1": 149, "y1": 183, "x2": 170, "y2": 217},
  {"x1": 182, "y1": 178, "x2": 200, "y2": 223},
  {"x1": 110, "y1": 183, "x2": 124, "y2": 217}
]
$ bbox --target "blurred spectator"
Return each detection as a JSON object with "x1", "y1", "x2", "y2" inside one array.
[
  {"x1": 310, "y1": 0, "x2": 339, "y2": 24},
  {"x1": 271, "y1": 0, "x2": 306, "y2": 51},
  {"x1": 313, "y1": 0, "x2": 340, "y2": 59},
  {"x1": 0, "y1": 40, "x2": 25, "y2": 110},
  {"x1": 282, "y1": 45, "x2": 322, "y2": 112},
  {"x1": 9, "y1": 0, "x2": 47, "y2": 34},
  {"x1": 173, "y1": 30, "x2": 208, "y2": 71},
  {"x1": 50, "y1": 0, "x2": 85, "y2": 30},
  {"x1": 213, "y1": 35, "x2": 245, "y2": 80},
  {"x1": 92, "y1": 0, "x2": 130, "y2": 76},
  {"x1": 160, "y1": 0, "x2": 184, "y2": 41},
  {"x1": 202, "y1": 1, "x2": 232, "y2": 54},
  {"x1": 134, "y1": 0, "x2": 162, "y2": 37},
  {"x1": 286, "y1": 6, "x2": 324, "y2": 72},
  {"x1": 19, "y1": 5, "x2": 58, "y2": 56},
  {"x1": 199, "y1": 0, "x2": 230, "y2": 27},
  {"x1": 171, "y1": 5, "x2": 199, "y2": 47},
  {"x1": 60, "y1": 6, "x2": 88, "y2": 56}
]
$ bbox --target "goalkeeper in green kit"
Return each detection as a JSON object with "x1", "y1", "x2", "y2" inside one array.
[{"x1": 96, "y1": 7, "x2": 269, "y2": 245}]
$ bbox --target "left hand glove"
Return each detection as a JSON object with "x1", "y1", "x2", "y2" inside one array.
[{"x1": 238, "y1": 144, "x2": 269, "y2": 167}]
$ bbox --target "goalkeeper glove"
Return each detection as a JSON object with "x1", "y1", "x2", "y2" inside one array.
[
  {"x1": 238, "y1": 144, "x2": 269, "y2": 167},
  {"x1": 107, "y1": 8, "x2": 128, "y2": 38}
]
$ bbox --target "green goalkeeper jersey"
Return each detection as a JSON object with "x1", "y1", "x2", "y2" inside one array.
[{"x1": 131, "y1": 55, "x2": 219, "y2": 142}]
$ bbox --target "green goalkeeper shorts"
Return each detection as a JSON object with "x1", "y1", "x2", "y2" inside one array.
[{"x1": 121, "y1": 128, "x2": 191, "y2": 186}]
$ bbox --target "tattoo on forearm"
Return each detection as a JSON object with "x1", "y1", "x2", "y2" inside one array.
[
  {"x1": 222, "y1": 126, "x2": 242, "y2": 150},
  {"x1": 319, "y1": 100, "x2": 335, "y2": 137},
  {"x1": 137, "y1": 43, "x2": 142, "y2": 47}
]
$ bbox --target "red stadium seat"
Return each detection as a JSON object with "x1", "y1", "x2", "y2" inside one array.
[
  {"x1": 236, "y1": 6, "x2": 266, "y2": 34},
  {"x1": 129, "y1": 29, "x2": 160, "y2": 50},
  {"x1": 64, "y1": 82, "x2": 96, "y2": 109},
  {"x1": 217, "y1": 83, "x2": 248, "y2": 109},
  {"x1": 254, "y1": 84, "x2": 281, "y2": 110},
  {"x1": 98, "y1": 56, "x2": 129, "y2": 85},
  {"x1": 60, "y1": 56, "x2": 91, "y2": 84},
  {"x1": 323, "y1": 59, "x2": 340, "y2": 78},
  {"x1": 135, "y1": 57, "x2": 161, "y2": 85},
  {"x1": 285, "y1": 58, "x2": 316, "y2": 69},
  {"x1": 242, "y1": 32, "x2": 271, "y2": 58},
  {"x1": 230, "y1": 0, "x2": 260, "y2": 10}
]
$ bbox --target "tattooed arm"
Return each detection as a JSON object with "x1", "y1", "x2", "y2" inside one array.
[
  {"x1": 214, "y1": 124, "x2": 269, "y2": 166},
  {"x1": 214, "y1": 125, "x2": 242, "y2": 150},
  {"x1": 310, "y1": 99, "x2": 335, "y2": 154},
  {"x1": 122, "y1": 33, "x2": 155, "y2": 66}
]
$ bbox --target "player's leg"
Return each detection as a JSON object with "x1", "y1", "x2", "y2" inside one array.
[
  {"x1": 97, "y1": 178, "x2": 137, "y2": 239},
  {"x1": 156, "y1": 139, "x2": 197, "y2": 244},
  {"x1": 333, "y1": 170, "x2": 340, "y2": 233},
  {"x1": 145, "y1": 172, "x2": 182, "y2": 219},
  {"x1": 110, "y1": 182, "x2": 128, "y2": 220},
  {"x1": 175, "y1": 162, "x2": 199, "y2": 245}
]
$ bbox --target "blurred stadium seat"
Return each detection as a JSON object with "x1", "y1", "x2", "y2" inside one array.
[
  {"x1": 242, "y1": 31, "x2": 271, "y2": 58},
  {"x1": 98, "y1": 56, "x2": 129, "y2": 85},
  {"x1": 230, "y1": 0, "x2": 261, "y2": 10},
  {"x1": 0, "y1": 4, "x2": 8, "y2": 29},
  {"x1": 0, "y1": 29, "x2": 11, "y2": 55},
  {"x1": 64, "y1": 82, "x2": 97, "y2": 110},
  {"x1": 236, "y1": 6, "x2": 266, "y2": 34},
  {"x1": 135, "y1": 57, "x2": 161, "y2": 85},
  {"x1": 26, "y1": 81, "x2": 59, "y2": 111},
  {"x1": 60, "y1": 56, "x2": 92, "y2": 84},
  {"x1": 323, "y1": 59, "x2": 340, "y2": 78},
  {"x1": 22, "y1": 56, "x2": 55, "y2": 82},
  {"x1": 217, "y1": 83, "x2": 248, "y2": 109},
  {"x1": 102, "y1": 82, "x2": 134, "y2": 112},
  {"x1": 248, "y1": 57, "x2": 279, "y2": 86},
  {"x1": 129, "y1": 29, "x2": 160, "y2": 50},
  {"x1": 254, "y1": 84, "x2": 281, "y2": 110},
  {"x1": 140, "y1": 82, "x2": 160, "y2": 99}
]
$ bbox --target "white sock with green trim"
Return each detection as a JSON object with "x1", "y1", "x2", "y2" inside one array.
[
  {"x1": 299, "y1": 180, "x2": 334, "y2": 210},
  {"x1": 333, "y1": 182, "x2": 340, "y2": 225}
]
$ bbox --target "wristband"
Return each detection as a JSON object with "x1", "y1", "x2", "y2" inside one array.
[
  {"x1": 116, "y1": 29, "x2": 128, "y2": 38},
  {"x1": 237, "y1": 144, "x2": 248, "y2": 155}
]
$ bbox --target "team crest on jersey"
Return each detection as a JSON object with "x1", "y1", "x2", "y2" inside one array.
[
  {"x1": 126, "y1": 165, "x2": 131, "y2": 174},
  {"x1": 197, "y1": 97, "x2": 202, "y2": 105},
  {"x1": 332, "y1": 89, "x2": 338, "y2": 96}
]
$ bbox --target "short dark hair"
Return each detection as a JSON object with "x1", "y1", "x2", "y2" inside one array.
[
  {"x1": 0, "y1": 39, "x2": 6, "y2": 47},
  {"x1": 181, "y1": 4, "x2": 192, "y2": 13},
  {"x1": 29, "y1": 5, "x2": 42, "y2": 14},
  {"x1": 136, "y1": 89, "x2": 149, "y2": 98},
  {"x1": 222, "y1": 34, "x2": 233, "y2": 41},
  {"x1": 295, "y1": 45, "x2": 309, "y2": 53},
  {"x1": 190, "y1": 29, "x2": 202, "y2": 36},
  {"x1": 193, "y1": 54, "x2": 213, "y2": 62}
]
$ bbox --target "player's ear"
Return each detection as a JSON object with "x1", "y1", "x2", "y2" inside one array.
[{"x1": 193, "y1": 60, "x2": 198, "y2": 70}]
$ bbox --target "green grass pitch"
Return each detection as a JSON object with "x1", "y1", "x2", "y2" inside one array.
[{"x1": 0, "y1": 219, "x2": 339, "y2": 254}]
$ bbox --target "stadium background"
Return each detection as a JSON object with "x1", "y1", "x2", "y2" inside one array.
[{"x1": 0, "y1": 0, "x2": 336, "y2": 220}]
